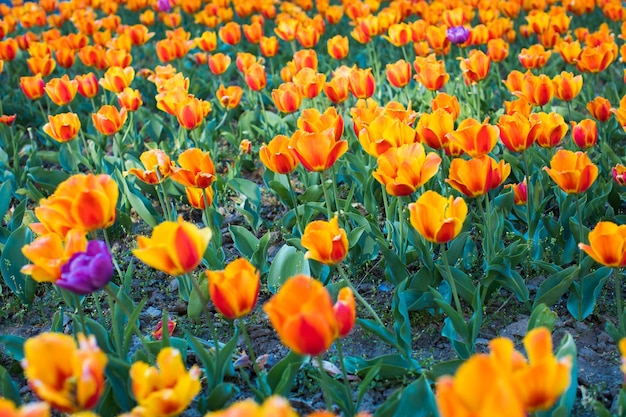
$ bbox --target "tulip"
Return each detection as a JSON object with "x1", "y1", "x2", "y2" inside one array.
[
  {"x1": 327, "y1": 35, "x2": 349, "y2": 60},
  {"x1": 459, "y1": 49, "x2": 490, "y2": 85},
  {"x1": 235, "y1": 52, "x2": 257, "y2": 73},
  {"x1": 176, "y1": 96, "x2": 208, "y2": 130},
  {"x1": 446, "y1": 117, "x2": 499, "y2": 157},
  {"x1": 348, "y1": 67, "x2": 375, "y2": 99},
  {"x1": 170, "y1": 148, "x2": 216, "y2": 188},
  {"x1": 613, "y1": 164, "x2": 626, "y2": 186},
  {"x1": 571, "y1": 119, "x2": 598, "y2": 148},
  {"x1": 133, "y1": 216, "x2": 212, "y2": 276},
  {"x1": 413, "y1": 56, "x2": 449, "y2": 91},
  {"x1": 185, "y1": 186, "x2": 213, "y2": 210},
  {"x1": 152, "y1": 318, "x2": 176, "y2": 340},
  {"x1": 505, "y1": 181, "x2": 528, "y2": 205},
  {"x1": 293, "y1": 68, "x2": 326, "y2": 99},
  {"x1": 503, "y1": 70, "x2": 526, "y2": 94},
  {"x1": 263, "y1": 275, "x2": 339, "y2": 356},
  {"x1": 587, "y1": 97, "x2": 612, "y2": 122},
  {"x1": 446, "y1": 156, "x2": 511, "y2": 198},
  {"x1": 27, "y1": 55, "x2": 56, "y2": 76},
  {"x1": 130, "y1": 348, "x2": 201, "y2": 417},
  {"x1": 105, "y1": 47, "x2": 133, "y2": 67},
  {"x1": 208, "y1": 53, "x2": 231, "y2": 75},
  {"x1": 259, "y1": 36, "x2": 279, "y2": 57},
  {"x1": 576, "y1": 42, "x2": 616, "y2": 73},
  {"x1": 42, "y1": 112, "x2": 81, "y2": 143},
  {"x1": 244, "y1": 62, "x2": 267, "y2": 91},
  {"x1": 528, "y1": 112, "x2": 568, "y2": 148},
  {"x1": 30, "y1": 174, "x2": 118, "y2": 237},
  {"x1": 544, "y1": 149, "x2": 598, "y2": 194},
  {"x1": 504, "y1": 97, "x2": 533, "y2": 117},
  {"x1": 385, "y1": 23, "x2": 412, "y2": 46},
  {"x1": 207, "y1": 258, "x2": 260, "y2": 320},
  {"x1": 298, "y1": 107, "x2": 344, "y2": 141},
  {"x1": 45, "y1": 75, "x2": 78, "y2": 106},
  {"x1": 78, "y1": 45, "x2": 107, "y2": 70},
  {"x1": 334, "y1": 287, "x2": 356, "y2": 338},
  {"x1": 552, "y1": 72, "x2": 583, "y2": 102},
  {"x1": 373, "y1": 143, "x2": 441, "y2": 196},
  {"x1": 293, "y1": 49, "x2": 318, "y2": 73},
  {"x1": 289, "y1": 129, "x2": 348, "y2": 172},
  {"x1": 125, "y1": 149, "x2": 174, "y2": 185},
  {"x1": 301, "y1": 216, "x2": 349, "y2": 265},
  {"x1": 75, "y1": 73, "x2": 99, "y2": 99},
  {"x1": 274, "y1": 18, "x2": 299, "y2": 42},
  {"x1": 216, "y1": 84, "x2": 243, "y2": 109},
  {"x1": 296, "y1": 24, "x2": 320, "y2": 48},
  {"x1": 431, "y1": 93, "x2": 460, "y2": 120},
  {"x1": 99, "y1": 66, "x2": 135, "y2": 93},
  {"x1": 195, "y1": 31, "x2": 217, "y2": 52},
  {"x1": 487, "y1": 38, "x2": 509, "y2": 62},
  {"x1": 323, "y1": 75, "x2": 350, "y2": 103},
  {"x1": 243, "y1": 21, "x2": 263, "y2": 44},
  {"x1": 56, "y1": 240, "x2": 113, "y2": 295},
  {"x1": 386, "y1": 59, "x2": 412, "y2": 88},
  {"x1": 92, "y1": 105, "x2": 127, "y2": 135},
  {"x1": 518, "y1": 73, "x2": 554, "y2": 107},
  {"x1": 0, "y1": 115, "x2": 16, "y2": 125},
  {"x1": 579, "y1": 221, "x2": 626, "y2": 267},
  {"x1": 259, "y1": 135, "x2": 299, "y2": 174},
  {"x1": 270, "y1": 82, "x2": 301, "y2": 114},
  {"x1": 20, "y1": 74, "x2": 46, "y2": 100},
  {"x1": 218, "y1": 21, "x2": 241, "y2": 45},
  {"x1": 497, "y1": 112, "x2": 534, "y2": 153},
  {"x1": 425, "y1": 25, "x2": 450, "y2": 54},
  {"x1": 55, "y1": 47, "x2": 75, "y2": 69},
  {"x1": 21, "y1": 230, "x2": 88, "y2": 283},
  {"x1": 358, "y1": 114, "x2": 417, "y2": 157},
  {"x1": 409, "y1": 190, "x2": 468, "y2": 243},
  {"x1": 0, "y1": 399, "x2": 49, "y2": 417},
  {"x1": 117, "y1": 88, "x2": 143, "y2": 112},
  {"x1": 556, "y1": 39, "x2": 582, "y2": 64},
  {"x1": 519, "y1": 44, "x2": 551, "y2": 69}
]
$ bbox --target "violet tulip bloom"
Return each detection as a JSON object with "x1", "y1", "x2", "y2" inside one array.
[
  {"x1": 58, "y1": 241, "x2": 113, "y2": 295},
  {"x1": 446, "y1": 26, "x2": 470, "y2": 45}
]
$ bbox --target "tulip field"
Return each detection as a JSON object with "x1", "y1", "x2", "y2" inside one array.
[{"x1": 4, "y1": 0, "x2": 626, "y2": 414}]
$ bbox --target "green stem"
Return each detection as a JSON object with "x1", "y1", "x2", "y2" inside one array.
[
  {"x1": 316, "y1": 355, "x2": 335, "y2": 412},
  {"x1": 187, "y1": 273, "x2": 221, "y2": 362},
  {"x1": 72, "y1": 293, "x2": 89, "y2": 336},
  {"x1": 335, "y1": 339, "x2": 354, "y2": 415},
  {"x1": 575, "y1": 194, "x2": 584, "y2": 320},
  {"x1": 473, "y1": 84, "x2": 481, "y2": 121},
  {"x1": 238, "y1": 319, "x2": 271, "y2": 397},
  {"x1": 286, "y1": 174, "x2": 303, "y2": 234},
  {"x1": 322, "y1": 170, "x2": 334, "y2": 219},
  {"x1": 381, "y1": 186, "x2": 391, "y2": 243},
  {"x1": 615, "y1": 268, "x2": 624, "y2": 334},
  {"x1": 397, "y1": 198, "x2": 405, "y2": 262},
  {"x1": 337, "y1": 264, "x2": 386, "y2": 329},
  {"x1": 257, "y1": 91, "x2": 270, "y2": 140},
  {"x1": 103, "y1": 228, "x2": 124, "y2": 281},
  {"x1": 331, "y1": 164, "x2": 342, "y2": 222},
  {"x1": 440, "y1": 244, "x2": 463, "y2": 316},
  {"x1": 93, "y1": 292, "x2": 106, "y2": 326},
  {"x1": 522, "y1": 151, "x2": 533, "y2": 242}
]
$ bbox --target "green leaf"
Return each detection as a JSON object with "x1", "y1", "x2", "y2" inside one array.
[
  {"x1": 229, "y1": 225, "x2": 259, "y2": 259},
  {"x1": 105, "y1": 357, "x2": 134, "y2": 411},
  {"x1": 566, "y1": 267, "x2": 611, "y2": 320},
  {"x1": 0, "y1": 225, "x2": 35, "y2": 304},
  {"x1": 424, "y1": 359, "x2": 464, "y2": 380},
  {"x1": 27, "y1": 167, "x2": 69, "y2": 193},
  {"x1": 0, "y1": 364, "x2": 21, "y2": 405},
  {"x1": 533, "y1": 266, "x2": 579, "y2": 309},
  {"x1": 344, "y1": 354, "x2": 414, "y2": 379},
  {"x1": 375, "y1": 375, "x2": 438, "y2": 417},
  {"x1": 121, "y1": 176, "x2": 161, "y2": 228},
  {"x1": 267, "y1": 245, "x2": 309, "y2": 293},
  {"x1": 188, "y1": 274, "x2": 208, "y2": 320},
  {"x1": 228, "y1": 178, "x2": 261, "y2": 207},
  {"x1": 84, "y1": 317, "x2": 115, "y2": 354},
  {"x1": 203, "y1": 382, "x2": 239, "y2": 412},
  {"x1": 528, "y1": 303, "x2": 557, "y2": 332},
  {"x1": 434, "y1": 264, "x2": 475, "y2": 303},
  {"x1": 0, "y1": 180, "x2": 13, "y2": 220},
  {"x1": 356, "y1": 318, "x2": 397, "y2": 350},
  {"x1": 0, "y1": 335, "x2": 24, "y2": 361},
  {"x1": 393, "y1": 291, "x2": 415, "y2": 364},
  {"x1": 266, "y1": 351, "x2": 306, "y2": 397}
]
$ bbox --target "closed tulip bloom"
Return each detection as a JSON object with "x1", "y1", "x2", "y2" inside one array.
[
  {"x1": 544, "y1": 149, "x2": 598, "y2": 194},
  {"x1": 359, "y1": 114, "x2": 417, "y2": 157},
  {"x1": 27, "y1": 55, "x2": 56, "y2": 76},
  {"x1": 75, "y1": 73, "x2": 99, "y2": 98},
  {"x1": 243, "y1": 21, "x2": 263, "y2": 44},
  {"x1": 21, "y1": 230, "x2": 88, "y2": 283},
  {"x1": 195, "y1": 31, "x2": 217, "y2": 52},
  {"x1": 216, "y1": 84, "x2": 243, "y2": 109},
  {"x1": 425, "y1": 25, "x2": 450, "y2": 54},
  {"x1": 296, "y1": 24, "x2": 320, "y2": 48},
  {"x1": 0, "y1": 399, "x2": 49, "y2": 417},
  {"x1": 576, "y1": 42, "x2": 616, "y2": 73},
  {"x1": 45, "y1": 75, "x2": 78, "y2": 106},
  {"x1": 416, "y1": 109, "x2": 455, "y2": 150},
  {"x1": 272, "y1": 82, "x2": 301, "y2": 114},
  {"x1": 20, "y1": 74, "x2": 46, "y2": 100},
  {"x1": 43, "y1": 113, "x2": 81, "y2": 143},
  {"x1": 613, "y1": 164, "x2": 626, "y2": 186},
  {"x1": 373, "y1": 143, "x2": 441, "y2": 196},
  {"x1": 487, "y1": 38, "x2": 509, "y2": 62},
  {"x1": 263, "y1": 275, "x2": 338, "y2": 356},
  {"x1": 274, "y1": 18, "x2": 299, "y2": 42},
  {"x1": 293, "y1": 49, "x2": 319, "y2": 73},
  {"x1": 22, "y1": 333, "x2": 107, "y2": 413},
  {"x1": 297, "y1": 107, "x2": 344, "y2": 141},
  {"x1": 504, "y1": 97, "x2": 533, "y2": 117},
  {"x1": 208, "y1": 53, "x2": 231, "y2": 75},
  {"x1": 413, "y1": 57, "x2": 449, "y2": 91},
  {"x1": 92, "y1": 105, "x2": 127, "y2": 135},
  {"x1": 126, "y1": 149, "x2": 174, "y2": 185},
  {"x1": 235, "y1": 52, "x2": 257, "y2": 73},
  {"x1": 31, "y1": 174, "x2": 118, "y2": 237},
  {"x1": 176, "y1": 96, "x2": 208, "y2": 130},
  {"x1": 324, "y1": 75, "x2": 350, "y2": 103},
  {"x1": 301, "y1": 216, "x2": 349, "y2": 265},
  {"x1": 498, "y1": 112, "x2": 534, "y2": 153},
  {"x1": 587, "y1": 96, "x2": 612, "y2": 122},
  {"x1": 384, "y1": 23, "x2": 412, "y2": 47},
  {"x1": 459, "y1": 49, "x2": 490, "y2": 85},
  {"x1": 571, "y1": 119, "x2": 597, "y2": 148},
  {"x1": 409, "y1": 190, "x2": 468, "y2": 243},
  {"x1": 133, "y1": 216, "x2": 212, "y2": 276},
  {"x1": 386, "y1": 59, "x2": 412, "y2": 88},
  {"x1": 218, "y1": 21, "x2": 241, "y2": 45},
  {"x1": 130, "y1": 348, "x2": 201, "y2": 417},
  {"x1": 185, "y1": 186, "x2": 213, "y2": 210},
  {"x1": 117, "y1": 88, "x2": 143, "y2": 112},
  {"x1": 431, "y1": 92, "x2": 460, "y2": 120},
  {"x1": 327, "y1": 35, "x2": 349, "y2": 60},
  {"x1": 170, "y1": 148, "x2": 216, "y2": 188},
  {"x1": 57, "y1": 240, "x2": 113, "y2": 295},
  {"x1": 348, "y1": 67, "x2": 375, "y2": 99},
  {"x1": 446, "y1": 118, "x2": 499, "y2": 157},
  {"x1": 244, "y1": 62, "x2": 267, "y2": 91},
  {"x1": 334, "y1": 287, "x2": 356, "y2": 338},
  {"x1": 259, "y1": 36, "x2": 279, "y2": 57},
  {"x1": 529, "y1": 112, "x2": 568, "y2": 148},
  {"x1": 289, "y1": 129, "x2": 348, "y2": 172},
  {"x1": 99, "y1": 66, "x2": 135, "y2": 93},
  {"x1": 519, "y1": 44, "x2": 551, "y2": 69},
  {"x1": 552, "y1": 72, "x2": 583, "y2": 102},
  {"x1": 207, "y1": 258, "x2": 260, "y2": 320},
  {"x1": 519, "y1": 73, "x2": 554, "y2": 107},
  {"x1": 505, "y1": 180, "x2": 528, "y2": 205},
  {"x1": 293, "y1": 68, "x2": 326, "y2": 99},
  {"x1": 579, "y1": 221, "x2": 626, "y2": 267},
  {"x1": 503, "y1": 70, "x2": 526, "y2": 94},
  {"x1": 447, "y1": 156, "x2": 511, "y2": 198},
  {"x1": 259, "y1": 135, "x2": 299, "y2": 174}
]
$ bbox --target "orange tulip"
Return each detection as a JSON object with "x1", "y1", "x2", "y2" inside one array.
[
  {"x1": 259, "y1": 135, "x2": 299, "y2": 174},
  {"x1": 571, "y1": 119, "x2": 597, "y2": 148},
  {"x1": 459, "y1": 49, "x2": 490, "y2": 85},
  {"x1": 45, "y1": 75, "x2": 77, "y2": 106},
  {"x1": 177, "y1": 96, "x2": 209, "y2": 130},
  {"x1": 43, "y1": 112, "x2": 81, "y2": 143},
  {"x1": 293, "y1": 68, "x2": 326, "y2": 99},
  {"x1": 552, "y1": 72, "x2": 583, "y2": 102},
  {"x1": 105, "y1": 47, "x2": 133, "y2": 67},
  {"x1": 528, "y1": 112, "x2": 568, "y2": 148},
  {"x1": 447, "y1": 155, "x2": 511, "y2": 198},
  {"x1": 0, "y1": 38, "x2": 18, "y2": 61},
  {"x1": 92, "y1": 105, "x2": 127, "y2": 135},
  {"x1": 74, "y1": 73, "x2": 99, "y2": 99},
  {"x1": 296, "y1": 24, "x2": 320, "y2": 48},
  {"x1": 207, "y1": 53, "x2": 231, "y2": 75},
  {"x1": 414, "y1": 55, "x2": 449, "y2": 91},
  {"x1": 613, "y1": 164, "x2": 626, "y2": 186},
  {"x1": 505, "y1": 180, "x2": 528, "y2": 205},
  {"x1": 579, "y1": 222, "x2": 626, "y2": 267},
  {"x1": 218, "y1": 21, "x2": 241, "y2": 45},
  {"x1": 30, "y1": 174, "x2": 118, "y2": 237},
  {"x1": 327, "y1": 35, "x2": 349, "y2": 60},
  {"x1": 409, "y1": 190, "x2": 468, "y2": 244},
  {"x1": 195, "y1": 31, "x2": 217, "y2": 52},
  {"x1": 431, "y1": 93, "x2": 460, "y2": 120},
  {"x1": 425, "y1": 24, "x2": 450, "y2": 55},
  {"x1": 170, "y1": 148, "x2": 216, "y2": 188},
  {"x1": 293, "y1": 49, "x2": 318, "y2": 72},
  {"x1": 487, "y1": 38, "x2": 509, "y2": 62},
  {"x1": 518, "y1": 73, "x2": 554, "y2": 107},
  {"x1": 386, "y1": 59, "x2": 412, "y2": 88},
  {"x1": 416, "y1": 109, "x2": 454, "y2": 151},
  {"x1": 334, "y1": 287, "x2": 356, "y2": 338},
  {"x1": 274, "y1": 18, "x2": 299, "y2": 42},
  {"x1": 358, "y1": 114, "x2": 417, "y2": 157},
  {"x1": 348, "y1": 67, "x2": 375, "y2": 99},
  {"x1": 503, "y1": 70, "x2": 526, "y2": 94},
  {"x1": 373, "y1": 143, "x2": 441, "y2": 197},
  {"x1": 497, "y1": 112, "x2": 534, "y2": 153},
  {"x1": 576, "y1": 42, "x2": 616, "y2": 73},
  {"x1": 21, "y1": 230, "x2": 88, "y2": 283},
  {"x1": 78, "y1": 45, "x2": 107, "y2": 70},
  {"x1": 301, "y1": 216, "x2": 348, "y2": 265},
  {"x1": 556, "y1": 39, "x2": 582, "y2": 64},
  {"x1": 289, "y1": 129, "x2": 348, "y2": 172},
  {"x1": 259, "y1": 36, "x2": 279, "y2": 57},
  {"x1": 244, "y1": 62, "x2": 267, "y2": 91},
  {"x1": 272, "y1": 82, "x2": 302, "y2": 114},
  {"x1": 185, "y1": 186, "x2": 213, "y2": 210},
  {"x1": 55, "y1": 47, "x2": 75, "y2": 69},
  {"x1": 0, "y1": 398, "x2": 49, "y2": 416},
  {"x1": 324, "y1": 75, "x2": 350, "y2": 103},
  {"x1": 20, "y1": 74, "x2": 46, "y2": 100},
  {"x1": 263, "y1": 275, "x2": 338, "y2": 356},
  {"x1": 446, "y1": 118, "x2": 499, "y2": 157},
  {"x1": 298, "y1": 107, "x2": 344, "y2": 141},
  {"x1": 519, "y1": 44, "x2": 551, "y2": 69},
  {"x1": 126, "y1": 149, "x2": 174, "y2": 185},
  {"x1": 235, "y1": 52, "x2": 257, "y2": 73},
  {"x1": 117, "y1": 88, "x2": 142, "y2": 112},
  {"x1": 243, "y1": 21, "x2": 263, "y2": 44},
  {"x1": 207, "y1": 258, "x2": 260, "y2": 320},
  {"x1": 133, "y1": 216, "x2": 212, "y2": 276},
  {"x1": 544, "y1": 149, "x2": 598, "y2": 194},
  {"x1": 587, "y1": 97, "x2": 612, "y2": 122},
  {"x1": 99, "y1": 66, "x2": 134, "y2": 93},
  {"x1": 216, "y1": 84, "x2": 243, "y2": 109}
]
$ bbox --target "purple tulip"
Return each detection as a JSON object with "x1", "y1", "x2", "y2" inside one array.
[
  {"x1": 157, "y1": 0, "x2": 171, "y2": 12},
  {"x1": 446, "y1": 26, "x2": 470, "y2": 45},
  {"x1": 58, "y1": 241, "x2": 113, "y2": 295}
]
